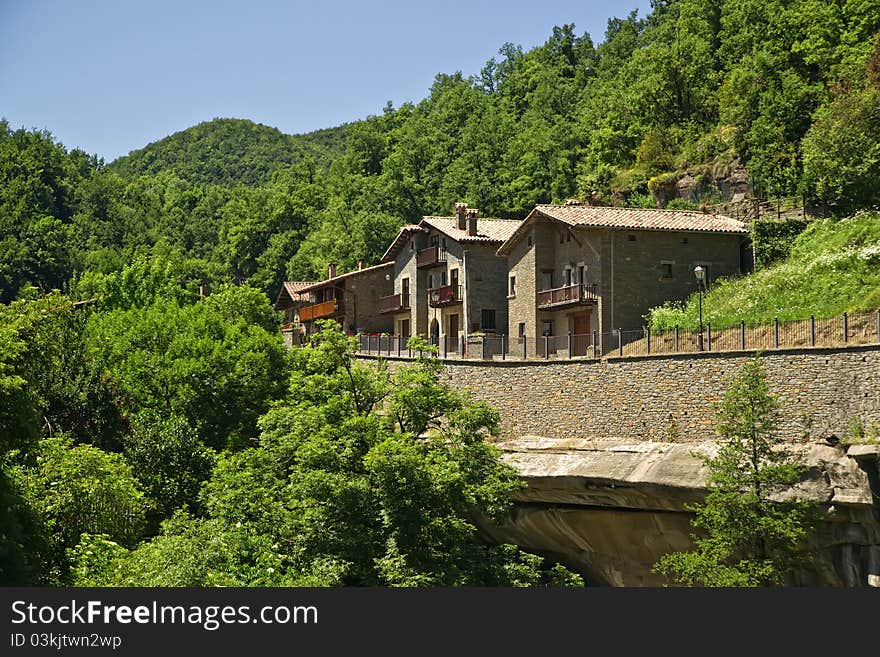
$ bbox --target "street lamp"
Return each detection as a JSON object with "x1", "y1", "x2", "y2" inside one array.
[{"x1": 694, "y1": 265, "x2": 705, "y2": 351}]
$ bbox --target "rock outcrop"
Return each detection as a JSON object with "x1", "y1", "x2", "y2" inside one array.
[{"x1": 476, "y1": 436, "x2": 880, "y2": 586}]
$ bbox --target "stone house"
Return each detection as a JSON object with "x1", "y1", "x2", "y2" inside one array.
[
  {"x1": 496, "y1": 203, "x2": 751, "y2": 356},
  {"x1": 297, "y1": 261, "x2": 394, "y2": 337},
  {"x1": 274, "y1": 281, "x2": 317, "y2": 347},
  {"x1": 378, "y1": 203, "x2": 521, "y2": 351}
]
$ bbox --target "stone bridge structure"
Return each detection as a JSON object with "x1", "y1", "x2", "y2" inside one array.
[{"x1": 358, "y1": 345, "x2": 880, "y2": 586}]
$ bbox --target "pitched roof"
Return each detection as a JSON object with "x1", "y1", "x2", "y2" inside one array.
[
  {"x1": 274, "y1": 281, "x2": 317, "y2": 310},
  {"x1": 381, "y1": 224, "x2": 427, "y2": 263},
  {"x1": 497, "y1": 204, "x2": 749, "y2": 255},
  {"x1": 299, "y1": 261, "x2": 393, "y2": 292},
  {"x1": 420, "y1": 216, "x2": 523, "y2": 243}
]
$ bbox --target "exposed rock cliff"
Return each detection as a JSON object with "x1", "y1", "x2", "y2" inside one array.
[{"x1": 477, "y1": 436, "x2": 880, "y2": 587}]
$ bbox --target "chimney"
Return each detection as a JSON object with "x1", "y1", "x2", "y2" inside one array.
[
  {"x1": 454, "y1": 202, "x2": 468, "y2": 231},
  {"x1": 466, "y1": 208, "x2": 478, "y2": 237},
  {"x1": 328, "y1": 262, "x2": 337, "y2": 279},
  {"x1": 358, "y1": 258, "x2": 365, "y2": 270}
]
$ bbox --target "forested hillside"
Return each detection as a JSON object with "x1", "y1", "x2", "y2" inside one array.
[{"x1": 3, "y1": 0, "x2": 878, "y2": 306}]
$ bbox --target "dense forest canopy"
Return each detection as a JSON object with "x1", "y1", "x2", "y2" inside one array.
[
  {"x1": 1, "y1": 0, "x2": 879, "y2": 586},
  {"x1": 2, "y1": 0, "x2": 878, "y2": 305}
]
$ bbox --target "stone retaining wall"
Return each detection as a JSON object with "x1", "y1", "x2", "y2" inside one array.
[{"x1": 362, "y1": 345, "x2": 880, "y2": 442}]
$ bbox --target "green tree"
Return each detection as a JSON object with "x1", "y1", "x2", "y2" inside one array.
[
  {"x1": 72, "y1": 323, "x2": 583, "y2": 587},
  {"x1": 654, "y1": 358, "x2": 818, "y2": 586}
]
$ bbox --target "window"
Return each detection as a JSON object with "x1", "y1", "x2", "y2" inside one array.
[
  {"x1": 428, "y1": 274, "x2": 434, "y2": 289},
  {"x1": 566, "y1": 232, "x2": 571, "y2": 242},
  {"x1": 509, "y1": 275, "x2": 517, "y2": 296},
  {"x1": 542, "y1": 321, "x2": 553, "y2": 336},
  {"x1": 559, "y1": 231, "x2": 565, "y2": 244},
  {"x1": 578, "y1": 265, "x2": 585, "y2": 284},
  {"x1": 527, "y1": 234, "x2": 533, "y2": 247},
  {"x1": 681, "y1": 237, "x2": 689, "y2": 244},
  {"x1": 518, "y1": 322, "x2": 526, "y2": 338},
  {"x1": 441, "y1": 237, "x2": 447, "y2": 250},
  {"x1": 661, "y1": 262, "x2": 673, "y2": 279},
  {"x1": 441, "y1": 271, "x2": 447, "y2": 286},
  {"x1": 541, "y1": 270, "x2": 553, "y2": 291},
  {"x1": 401, "y1": 277, "x2": 409, "y2": 296},
  {"x1": 564, "y1": 269, "x2": 572, "y2": 286},
  {"x1": 430, "y1": 234, "x2": 439, "y2": 247},
  {"x1": 481, "y1": 309, "x2": 496, "y2": 331},
  {"x1": 627, "y1": 234, "x2": 637, "y2": 242}
]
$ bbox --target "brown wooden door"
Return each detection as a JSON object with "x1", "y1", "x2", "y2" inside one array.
[
  {"x1": 570, "y1": 312, "x2": 590, "y2": 356},
  {"x1": 448, "y1": 314, "x2": 459, "y2": 352}
]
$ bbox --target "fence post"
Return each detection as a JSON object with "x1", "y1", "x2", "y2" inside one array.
[
  {"x1": 387, "y1": 335, "x2": 392, "y2": 357},
  {"x1": 591, "y1": 330, "x2": 597, "y2": 358},
  {"x1": 646, "y1": 327, "x2": 651, "y2": 355},
  {"x1": 544, "y1": 335, "x2": 549, "y2": 360},
  {"x1": 568, "y1": 332, "x2": 572, "y2": 359},
  {"x1": 810, "y1": 315, "x2": 816, "y2": 347},
  {"x1": 740, "y1": 320, "x2": 745, "y2": 350},
  {"x1": 843, "y1": 311, "x2": 849, "y2": 344},
  {"x1": 707, "y1": 322, "x2": 712, "y2": 352},
  {"x1": 443, "y1": 336, "x2": 447, "y2": 360},
  {"x1": 481, "y1": 336, "x2": 486, "y2": 360},
  {"x1": 501, "y1": 335, "x2": 506, "y2": 360},
  {"x1": 674, "y1": 326, "x2": 679, "y2": 353},
  {"x1": 461, "y1": 335, "x2": 465, "y2": 358},
  {"x1": 773, "y1": 317, "x2": 779, "y2": 349},
  {"x1": 618, "y1": 328, "x2": 623, "y2": 357},
  {"x1": 397, "y1": 335, "x2": 402, "y2": 357}
]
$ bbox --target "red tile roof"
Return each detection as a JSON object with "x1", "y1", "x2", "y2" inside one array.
[
  {"x1": 274, "y1": 281, "x2": 317, "y2": 310},
  {"x1": 420, "y1": 216, "x2": 523, "y2": 243},
  {"x1": 381, "y1": 224, "x2": 427, "y2": 263},
  {"x1": 498, "y1": 204, "x2": 749, "y2": 255}
]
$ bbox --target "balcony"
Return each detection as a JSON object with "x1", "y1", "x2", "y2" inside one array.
[
  {"x1": 416, "y1": 246, "x2": 447, "y2": 268},
  {"x1": 427, "y1": 284, "x2": 462, "y2": 307},
  {"x1": 379, "y1": 292, "x2": 410, "y2": 314},
  {"x1": 299, "y1": 299, "x2": 339, "y2": 322},
  {"x1": 537, "y1": 283, "x2": 599, "y2": 310}
]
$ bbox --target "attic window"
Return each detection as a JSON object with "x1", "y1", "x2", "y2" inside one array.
[
  {"x1": 661, "y1": 261, "x2": 673, "y2": 279},
  {"x1": 681, "y1": 237, "x2": 689, "y2": 244},
  {"x1": 627, "y1": 234, "x2": 637, "y2": 242}
]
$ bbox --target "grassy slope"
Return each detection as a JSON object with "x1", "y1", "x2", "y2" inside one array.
[{"x1": 649, "y1": 211, "x2": 880, "y2": 331}]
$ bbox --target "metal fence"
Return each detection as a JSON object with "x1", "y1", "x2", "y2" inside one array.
[{"x1": 352, "y1": 310, "x2": 880, "y2": 361}]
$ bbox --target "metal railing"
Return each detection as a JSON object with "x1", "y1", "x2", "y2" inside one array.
[
  {"x1": 349, "y1": 310, "x2": 880, "y2": 362},
  {"x1": 427, "y1": 284, "x2": 462, "y2": 307}
]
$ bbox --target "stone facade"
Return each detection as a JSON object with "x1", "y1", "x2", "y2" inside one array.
[
  {"x1": 500, "y1": 206, "x2": 751, "y2": 355},
  {"x1": 363, "y1": 345, "x2": 880, "y2": 444},
  {"x1": 383, "y1": 209, "x2": 519, "y2": 347},
  {"x1": 300, "y1": 263, "x2": 394, "y2": 336}
]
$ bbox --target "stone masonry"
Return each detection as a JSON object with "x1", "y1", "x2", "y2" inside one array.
[{"x1": 364, "y1": 345, "x2": 880, "y2": 443}]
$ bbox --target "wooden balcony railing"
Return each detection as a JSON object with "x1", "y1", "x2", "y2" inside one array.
[
  {"x1": 299, "y1": 299, "x2": 339, "y2": 322},
  {"x1": 379, "y1": 292, "x2": 410, "y2": 314},
  {"x1": 416, "y1": 246, "x2": 446, "y2": 268},
  {"x1": 536, "y1": 283, "x2": 599, "y2": 309},
  {"x1": 427, "y1": 284, "x2": 462, "y2": 307}
]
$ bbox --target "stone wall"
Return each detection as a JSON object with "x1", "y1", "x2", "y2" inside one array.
[{"x1": 368, "y1": 345, "x2": 880, "y2": 443}]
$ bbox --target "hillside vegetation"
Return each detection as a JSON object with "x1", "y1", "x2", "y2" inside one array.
[
  {"x1": 2, "y1": 0, "x2": 879, "y2": 305},
  {"x1": 109, "y1": 118, "x2": 346, "y2": 186},
  {"x1": 649, "y1": 211, "x2": 880, "y2": 331}
]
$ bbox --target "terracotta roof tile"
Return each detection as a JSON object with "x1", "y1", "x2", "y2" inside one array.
[
  {"x1": 274, "y1": 281, "x2": 317, "y2": 310},
  {"x1": 381, "y1": 224, "x2": 428, "y2": 262},
  {"x1": 534, "y1": 204, "x2": 749, "y2": 234},
  {"x1": 420, "y1": 216, "x2": 522, "y2": 243}
]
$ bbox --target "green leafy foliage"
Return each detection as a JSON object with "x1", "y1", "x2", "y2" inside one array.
[
  {"x1": 71, "y1": 323, "x2": 583, "y2": 587},
  {"x1": 649, "y1": 211, "x2": 880, "y2": 330},
  {"x1": 654, "y1": 358, "x2": 819, "y2": 586}
]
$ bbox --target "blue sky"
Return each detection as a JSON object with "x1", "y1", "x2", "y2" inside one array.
[{"x1": 1, "y1": 0, "x2": 651, "y2": 162}]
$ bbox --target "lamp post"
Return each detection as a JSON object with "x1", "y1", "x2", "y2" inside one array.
[{"x1": 694, "y1": 265, "x2": 705, "y2": 351}]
